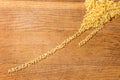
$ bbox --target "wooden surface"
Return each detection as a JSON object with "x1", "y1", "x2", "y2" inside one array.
[{"x1": 0, "y1": 1, "x2": 120, "y2": 80}]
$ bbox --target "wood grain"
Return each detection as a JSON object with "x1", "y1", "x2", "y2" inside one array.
[{"x1": 0, "y1": 1, "x2": 120, "y2": 80}]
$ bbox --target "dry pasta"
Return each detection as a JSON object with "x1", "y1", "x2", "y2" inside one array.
[{"x1": 8, "y1": 0, "x2": 120, "y2": 73}]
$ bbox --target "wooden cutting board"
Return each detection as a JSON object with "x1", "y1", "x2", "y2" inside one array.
[{"x1": 0, "y1": 1, "x2": 120, "y2": 80}]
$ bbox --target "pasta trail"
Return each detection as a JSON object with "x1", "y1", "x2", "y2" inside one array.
[{"x1": 8, "y1": 0, "x2": 120, "y2": 73}]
